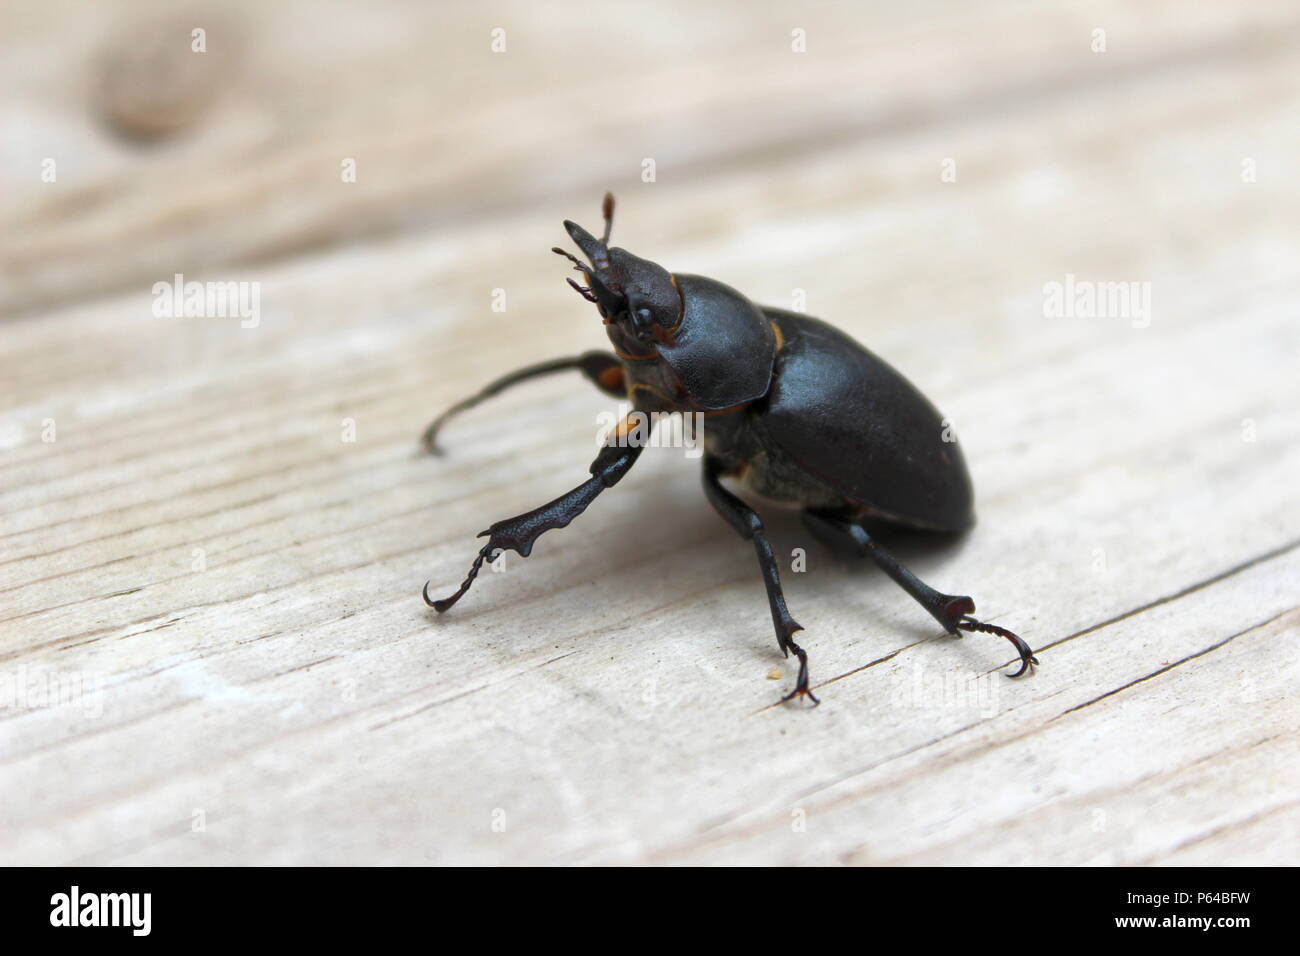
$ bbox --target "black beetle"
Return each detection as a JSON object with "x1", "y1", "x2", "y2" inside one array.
[{"x1": 422, "y1": 194, "x2": 1037, "y2": 705}]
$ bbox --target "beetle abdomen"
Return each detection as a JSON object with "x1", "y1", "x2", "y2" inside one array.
[{"x1": 755, "y1": 311, "x2": 975, "y2": 532}]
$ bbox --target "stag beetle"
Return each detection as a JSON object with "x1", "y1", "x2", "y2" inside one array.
[{"x1": 422, "y1": 194, "x2": 1036, "y2": 705}]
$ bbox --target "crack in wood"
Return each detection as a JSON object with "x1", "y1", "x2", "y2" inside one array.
[
  {"x1": 980, "y1": 533, "x2": 1300, "y2": 674},
  {"x1": 1050, "y1": 604, "x2": 1300, "y2": 721}
]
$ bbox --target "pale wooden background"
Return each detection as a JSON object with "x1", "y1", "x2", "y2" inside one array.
[{"x1": 1, "y1": 0, "x2": 1297, "y2": 865}]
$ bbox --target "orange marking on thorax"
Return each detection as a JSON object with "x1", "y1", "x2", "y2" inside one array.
[
  {"x1": 770, "y1": 319, "x2": 785, "y2": 351},
  {"x1": 666, "y1": 275, "x2": 685, "y2": 336}
]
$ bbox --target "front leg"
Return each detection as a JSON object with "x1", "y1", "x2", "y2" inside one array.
[
  {"x1": 421, "y1": 351, "x2": 625, "y2": 454},
  {"x1": 702, "y1": 457, "x2": 818, "y2": 706},
  {"x1": 425, "y1": 442, "x2": 642, "y2": 612}
]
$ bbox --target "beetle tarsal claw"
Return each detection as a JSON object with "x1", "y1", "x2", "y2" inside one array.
[
  {"x1": 420, "y1": 420, "x2": 448, "y2": 456},
  {"x1": 954, "y1": 616, "x2": 1039, "y2": 677},
  {"x1": 782, "y1": 689, "x2": 821, "y2": 705},
  {"x1": 424, "y1": 544, "x2": 494, "y2": 613},
  {"x1": 778, "y1": 632, "x2": 820, "y2": 706},
  {"x1": 781, "y1": 684, "x2": 821, "y2": 707}
]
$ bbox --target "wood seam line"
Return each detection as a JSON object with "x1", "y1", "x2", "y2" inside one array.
[
  {"x1": 650, "y1": 611, "x2": 1297, "y2": 863},
  {"x1": 367, "y1": 650, "x2": 579, "y2": 732},
  {"x1": 1049, "y1": 604, "x2": 1300, "y2": 721},
  {"x1": 0, "y1": 525, "x2": 725, "y2": 663},
  {"x1": 1129, "y1": 795, "x2": 1300, "y2": 866},
  {"x1": 978, "y1": 533, "x2": 1300, "y2": 674}
]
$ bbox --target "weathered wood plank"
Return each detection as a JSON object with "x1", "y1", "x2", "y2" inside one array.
[
  {"x1": 4, "y1": 0, "x2": 1300, "y2": 316},
  {"x1": 1, "y1": 1, "x2": 1297, "y2": 865}
]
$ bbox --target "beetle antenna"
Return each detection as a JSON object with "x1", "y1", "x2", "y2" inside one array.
[
  {"x1": 553, "y1": 247, "x2": 602, "y2": 302},
  {"x1": 553, "y1": 245, "x2": 621, "y2": 313},
  {"x1": 552, "y1": 246, "x2": 591, "y2": 274},
  {"x1": 601, "y1": 192, "x2": 614, "y2": 244},
  {"x1": 566, "y1": 277, "x2": 599, "y2": 303}
]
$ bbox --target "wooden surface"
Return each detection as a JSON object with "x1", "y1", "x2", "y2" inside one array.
[{"x1": 2, "y1": 0, "x2": 1297, "y2": 865}]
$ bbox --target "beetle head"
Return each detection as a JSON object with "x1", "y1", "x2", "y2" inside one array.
[
  {"x1": 553, "y1": 194, "x2": 682, "y2": 354},
  {"x1": 554, "y1": 195, "x2": 777, "y2": 412}
]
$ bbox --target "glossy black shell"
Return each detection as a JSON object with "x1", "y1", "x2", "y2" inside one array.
[
  {"x1": 654, "y1": 274, "x2": 776, "y2": 411},
  {"x1": 755, "y1": 309, "x2": 975, "y2": 532}
]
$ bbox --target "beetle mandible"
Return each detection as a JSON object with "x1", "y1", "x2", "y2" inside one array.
[{"x1": 422, "y1": 194, "x2": 1037, "y2": 705}]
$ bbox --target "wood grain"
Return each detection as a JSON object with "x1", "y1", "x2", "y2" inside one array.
[{"x1": 1, "y1": 0, "x2": 1296, "y2": 865}]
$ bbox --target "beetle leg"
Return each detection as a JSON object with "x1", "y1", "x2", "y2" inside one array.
[
  {"x1": 420, "y1": 351, "x2": 625, "y2": 454},
  {"x1": 425, "y1": 442, "x2": 642, "y2": 612},
  {"x1": 952, "y1": 617, "x2": 1038, "y2": 677},
  {"x1": 803, "y1": 510, "x2": 1038, "y2": 677},
  {"x1": 703, "y1": 458, "x2": 818, "y2": 706}
]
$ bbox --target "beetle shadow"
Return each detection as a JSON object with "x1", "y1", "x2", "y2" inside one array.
[
  {"x1": 856, "y1": 517, "x2": 974, "y2": 563},
  {"x1": 772, "y1": 513, "x2": 976, "y2": 638},
  {"x1": 770, "y1": 508, "x2": 974, "y2": 562}
]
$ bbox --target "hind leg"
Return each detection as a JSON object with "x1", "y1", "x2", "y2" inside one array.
[{"x1": 802, "y1": 509, "x2": 1037, "y2": 676}]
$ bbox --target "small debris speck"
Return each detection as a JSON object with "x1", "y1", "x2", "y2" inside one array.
[{"x1": 766, "y1": 668, "x2": 783, "y2": 680}]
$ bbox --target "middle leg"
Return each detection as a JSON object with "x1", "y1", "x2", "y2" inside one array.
[{"x1": 702, "y1": 458, "x2": 817, "y2": 705}]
